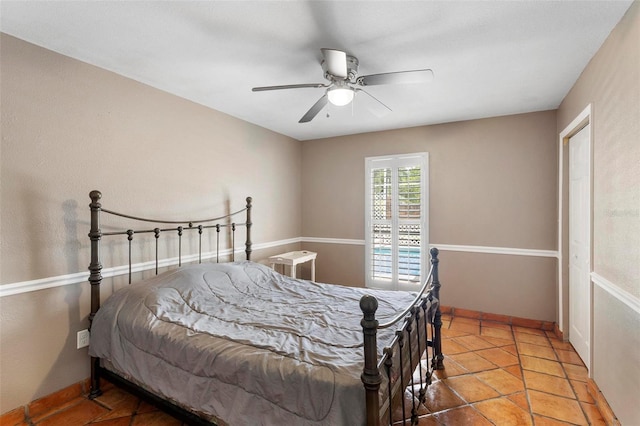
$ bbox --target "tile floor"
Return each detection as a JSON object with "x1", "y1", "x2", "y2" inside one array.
[
  {"x1": 5, "y1": 314, "x2": 608, "y2": 425},
  {"x1": 389, "y1": 314, "x2": 606, "y2": 425}
]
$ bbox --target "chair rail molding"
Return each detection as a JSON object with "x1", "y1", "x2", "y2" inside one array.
[
  {"x1": 591, "y1": 271, "x2": 640, "y2": 315},
  {"x1": 1, "y1": 237, "x2": 559, "y2": 298},
  {"x1": 0, "y1": 237, "x2": 302, "y2": 298}
]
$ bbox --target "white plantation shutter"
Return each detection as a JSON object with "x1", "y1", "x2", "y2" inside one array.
[{"x1": 365, "y1": 153, "x2": 428, "y2": 290}]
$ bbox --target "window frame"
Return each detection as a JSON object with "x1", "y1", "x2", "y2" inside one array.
[{"x1": 364, "y1": 152, "x2": 429, "y2": 291}]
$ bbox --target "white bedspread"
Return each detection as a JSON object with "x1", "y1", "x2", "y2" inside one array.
[{"x1": 89, "y1": 261, "x2": 424, "y2": 425}]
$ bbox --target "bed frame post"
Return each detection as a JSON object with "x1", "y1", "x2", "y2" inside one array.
[
  {"x1": 360, "y1": 295, "x2": 381, "y2": 426},
  {"x1": 430, "y1": 247, "x2": 444, "y2": 370},
  {"x1": 88, "y1": 190, "x2": 103, "y2": 398},
  {"x1": 245, "y1": 197, "x2": 252, "y2": 261}
]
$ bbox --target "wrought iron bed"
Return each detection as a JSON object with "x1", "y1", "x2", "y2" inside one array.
[{"x1": 86, "y1": 190, "x2": 444, "y2": 425}]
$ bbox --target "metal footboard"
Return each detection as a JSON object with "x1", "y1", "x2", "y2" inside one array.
[{"x1": 361, "y1": 247, "x2": 444, "y2": 426}]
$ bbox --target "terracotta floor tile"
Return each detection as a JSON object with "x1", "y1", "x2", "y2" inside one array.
[
  {"x1": 507, "y1": 391, "x2": 530, "y2": 412},
  {"x1": 545, "y1": 330, "x2": 557, "y2": 338},
  {"x1": 400, "y1": 414, "x2": 439, "y2": 426},
  {"x1": 93, "y1": 387, "x2": 138, "y2": 410},
  {"x1": 448, "y1": 323, "x2": 481, "y2": 336},
  {"x1": 532, "y1": 415, "x2": 575, "y2": 425},
  {"x1": 549, "y1": 339, "x2": 575, "y2": 351},
  {"x1": 445, "y1": 375, "x2": 500, "y2": 403},
  {"x1": 481, "y1": 326, "x2": 514, "y2": 340},
  {"x1": 442, "y1": 338, "x2": 472, "y2": 354},
  {"x1": 523, "y1": 371, "x2": 575, "y2": 398},
  {"x1": 475, "y1": 347, "x2": 519, "y2": 367},
  {"x1": 413, "y1": 363, "x2": 434, "y2": 386},
  {"x1": 513, "y1": 326, "x2": 546, "y2": 336},
  {"x1": 504, "y1": 365, "x2": 524, "y2": 379},
  {"x1": 580, "y1": 401, "x2": 607, "y2": 426},
  {"x1": 476, "y1": 368, "x2": 525, "y2": 395},
  {"x1": 434, "y1": 405, "x2": 493, "y2": 426},
  {"x1": 480, "y1": 335, "x2": 515, "y2": 347},
  {"x1": 473, "y1": 397, "x2": 533, "y2": 426},
  {"x1": 501, "y1": 344, "x2": 519, "y2": 356},
  {"x1": 16, "y1": 312, "x2": 613, "y2": 426},
  {"x1": 88, "y1": 418, "x2": 132, "y2": 426},
  {"x1": 515, "y1": 331, "x2": 551, "y2": 346},
  {"x1": 392, "y1": 389, "x2": 430, "y2": 422},
  {"x1": 441, "y1": 327, "x2": 473, "y2": 338},
  {"x1": 570, "y1": 379, "x2": 595, "y2": 403},
  {"x1": 555, "y1": 349, "x2": 585, "y2": 366},
  {"x1": 28, "y1": 382, "x2": 84, "y2": 422},
  {"x1": 31, "y1": 397, "x2": 87, "y2": 424},
  {"x1": 528, "y1": 390, "x2": 587, "y2": 425},
  {"x1": 481, "y1": 318, "x2": 512, "y2": 330},
  {"x1": 422, "y1": 380, "x2": 466, "y2": 413},
  {"x1": 453, "y1": 335, "x2": 496, "y2": 351},
  {"x1": 452, "y1": 316, "x2": 482, "y2": 326},
  {"x1": 432, "y1": 356, "x2": 468, "y2": 379},
  {"x1": 449, "y1": 318, "x2": 481, "y2": 335},
  {"x1": 130, "y1": 411, "x2": 182, "y2": 426},
  {"x1": 517, "y1": 342, "x2": 557, "y2": 360},
  {"x1": 137, "y1": 401, "x2": 159, "y2": 414},
  {"x1": 449, "y1": 352, "x2": 497, "y2": 373},
  {"x1": 93, "y1": 394, "x2": 140, "y2": 422},
  {"x1": 562, "y1": 363, "x2": 588, "y2": 382},
  {"x1": 34, "y1": 400, "x2": 108, "y2": 426},
  {"x1": 520, "y1": 355, "x2": 565, "y2": 377}
]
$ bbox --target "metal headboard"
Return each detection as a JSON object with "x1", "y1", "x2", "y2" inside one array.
[{"x1": 87, "y1": 190, "x2": 252, "y2": 398}]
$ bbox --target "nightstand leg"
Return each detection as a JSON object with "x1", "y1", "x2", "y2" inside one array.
[
  {"x1": 311, "y1": 259, "x2": 316, "y2": 282},
  {"x1": 291, "y1": 264, "x2": 296, "y2": 279}
]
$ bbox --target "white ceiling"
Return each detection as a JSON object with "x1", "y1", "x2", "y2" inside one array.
[{"x1": 0, "y1": 1, "x2": 633, "y2": 141}]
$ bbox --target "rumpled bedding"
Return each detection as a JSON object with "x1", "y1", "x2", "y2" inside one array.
[{"x1": 89, "y1": 261, "x2": 434, "y2": 425}]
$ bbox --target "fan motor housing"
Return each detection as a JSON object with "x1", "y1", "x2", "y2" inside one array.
[{"x1": 322, "y1": 54, "x2": 359, "y2": 82}]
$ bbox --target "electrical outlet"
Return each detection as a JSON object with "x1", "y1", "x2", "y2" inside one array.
[{"x1": 77, "y1": 329, "x2": 90, "y2": 349}]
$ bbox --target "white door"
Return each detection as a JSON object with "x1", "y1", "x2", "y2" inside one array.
[{"x1": 568, "y1": 124, "x2": 591, "y2": 367}]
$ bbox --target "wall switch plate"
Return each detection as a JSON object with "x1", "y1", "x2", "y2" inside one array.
[{"x1": 77, "y1": 329, "x2": 90, "y2": 349}]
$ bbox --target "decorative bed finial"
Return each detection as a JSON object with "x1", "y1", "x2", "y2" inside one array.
[
  {"x1": 360, "y1": 294, "x2": 378, "y2": 315},
  {"x1": 430, "y1": 247, "x2": 439, "y2": 259}
]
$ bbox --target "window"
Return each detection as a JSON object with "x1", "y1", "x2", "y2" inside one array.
[{"x1": 365, "y1": 153, "x2": 428, "y2": 290}]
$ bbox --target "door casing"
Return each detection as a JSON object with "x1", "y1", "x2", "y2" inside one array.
[{"x1": 557, "y1": 104, "x2": 593, "y2": 373}]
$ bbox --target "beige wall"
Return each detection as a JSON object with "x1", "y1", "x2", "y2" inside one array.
[
  {"x1": 301, "y1": 111, "x2": 559, "y2": 320},
  {"x1": 557, "y1": 2, "x2": 639, "y2": 424},
  {"x1": 0, "y1": 34, "x2": 302, "y2": 413},
  {"x1": 2, "y1": 1, "x2": 638, "y2": 418}
]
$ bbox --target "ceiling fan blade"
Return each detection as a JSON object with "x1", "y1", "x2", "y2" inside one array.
[
  {"x1": 357, "y1": 69, "x2": 434, "y2": 86},
  {"x1": 299, "y1": 94, "x2": 329, "y2": 123},
  {"x1": 321, "y1": 48, "x2": 348, "y2": 79},
  {"x1": 355, "y1": 88, "x2": 392, "y2": 117},
  {"x1": 252, "y1": 83, "x2": 327, "y2": 92}
]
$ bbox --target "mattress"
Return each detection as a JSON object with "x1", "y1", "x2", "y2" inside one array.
[{"x1": 89, "y1": 261, "x2": 433, "y2": 425}]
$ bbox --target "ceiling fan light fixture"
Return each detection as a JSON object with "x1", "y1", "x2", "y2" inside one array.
[{"x1": 327, "y1": 85, "x2": 354, "y2": 106}]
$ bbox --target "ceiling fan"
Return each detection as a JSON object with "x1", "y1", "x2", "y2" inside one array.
[{"x1": 252, "y1": 48, "x2": 434, "y2": 123}]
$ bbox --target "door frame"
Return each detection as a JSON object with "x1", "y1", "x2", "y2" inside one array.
[{"x1": 557, "y1": 104, "x2": 593, "y2": 372}]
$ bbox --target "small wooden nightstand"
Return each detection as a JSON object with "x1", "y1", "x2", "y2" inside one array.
[{"x1": 268, "y1": 250, "x2": 317, "y2": 281}]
